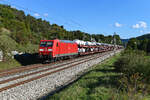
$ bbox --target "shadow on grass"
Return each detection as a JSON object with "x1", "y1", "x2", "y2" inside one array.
[
  {"x1": 14, "y1": 53, "x2": 41, "y2": 66},
  {"x1": 94, "y1": 67, "x2": 116, "y2": 73},
  {"x1": 84, "y1": 74, "x2": 121, "y2": 95}
]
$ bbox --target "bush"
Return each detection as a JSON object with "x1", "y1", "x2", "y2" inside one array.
[{"x1": 114, "y1": 50, "x2": 150, "y2": 81}]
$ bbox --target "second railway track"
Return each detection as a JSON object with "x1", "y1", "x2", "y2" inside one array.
[
  {"x1": 0, "y1": 50, "x2": 122, "y2": 100},
  {"x1": 0, "y1": 52, "x2": 106, "y2": 90},
  {"x1": 0, "y1": 52, "x2": 105, "y2": 77}
]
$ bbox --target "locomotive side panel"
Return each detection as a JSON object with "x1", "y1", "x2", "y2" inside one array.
[
  {"x1": 56, "y1": 41, "x2": 78, "y2": 57},
  {"x1": 51, "y1": 39, "x2": 59, "y2": 58}
]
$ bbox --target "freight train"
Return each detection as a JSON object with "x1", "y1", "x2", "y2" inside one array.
[{"x1": 39, "y1": 39, "x2": 123, "y2": 62}]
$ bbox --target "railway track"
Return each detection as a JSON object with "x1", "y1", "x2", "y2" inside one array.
[
  {"x1": 0, "y1": 53, "x2": 102, "y2": 77},
  {"x1": 0, "y1": 50, "x2": 122, "y2": 100},
  {"x1": 0, "y1": 53, "x2": 105, "y2": 91}
]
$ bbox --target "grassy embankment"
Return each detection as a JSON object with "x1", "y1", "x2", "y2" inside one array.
[
  {"x1": 0, "y1": 59, "x2": 21, "y2": 71},
  {"x1": 0, "y1": 28, "x2": 38, "y2": 71},
  {"x1": 45, "y1": 52, "x2": 150, "y2": 100},
  {"x1": 45, "y1": 54, "x2": 122, "y2": 100}
]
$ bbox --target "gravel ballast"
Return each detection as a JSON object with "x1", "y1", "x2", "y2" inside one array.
[{"x1": 0, "y1": 50, "x2": 122, "y2": 100}]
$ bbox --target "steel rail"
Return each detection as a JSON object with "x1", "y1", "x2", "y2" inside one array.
[{"x1": 0, "y1": 52, "x2": 110, "y2": 92}]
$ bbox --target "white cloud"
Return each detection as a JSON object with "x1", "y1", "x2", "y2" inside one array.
[
  {"x1": 44, "y1": 13, "x2": 48, "y2": 17},
  {"x1": 132, "y1": 21, "x2": 147, "y2": 29},
  {"x1": 132, "y1": 24, "x2": 140, "y2": 29},
  {"x1": 139, "y1": 21, "x2": 147, "y2": 28},
  {"x1": 115, "y1": 22, "x2": 122, "y2": 27},
  {"x1": 34, "y1": 13, "x2": 40, "y2": 17}
]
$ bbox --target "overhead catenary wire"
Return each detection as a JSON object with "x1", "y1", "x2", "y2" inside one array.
[
  {"x1": 0, "y1": 0, "x2": 88, "y2": 32},
  {"x1": 0, "y1": 0, "x2": 61, "y2": 24}
]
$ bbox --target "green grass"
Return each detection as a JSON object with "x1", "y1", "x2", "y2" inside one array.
[
  {"x1": 0, "y1": 59, "x2": 21, "y2": 71},
  {"x1": 0, "y1": 28, "x2": 38, "y2": 71},
  {"x1": 145, "y1": 56, "x2": 150, "y2": 59},
  {"x1": 45, "y1": 54, "x2": 121, "y2": 100}
]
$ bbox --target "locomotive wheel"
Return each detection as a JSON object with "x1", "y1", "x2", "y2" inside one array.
[{"x1": 53, "y1": 58, "x2": 57, "y2": 62}]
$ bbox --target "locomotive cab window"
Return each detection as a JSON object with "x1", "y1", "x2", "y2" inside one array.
[
  {"x1": 40, "y1": 41, "x2": 53, "y2": 47},
  {"x1": 47, "y1": 42, "x2": 53, "y2": 47}
]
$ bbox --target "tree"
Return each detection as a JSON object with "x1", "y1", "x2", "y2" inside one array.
[
  {"x1": 147, "y1": 40, "x2": 150, "y2": 53},
  {"x1": 127, "y1": 38, "x2": 138, "y2": 50},
  {"x1": 138, "y1": 39, "x2": 149, "y2": 52}
]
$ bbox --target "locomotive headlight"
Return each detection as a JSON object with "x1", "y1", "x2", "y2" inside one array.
[
  {"x1": 39, "y1": 49, "x2": 44, "y2": 51},
  {"x1": 48, "y1": 49, "x2": 52, "y2": 51}
]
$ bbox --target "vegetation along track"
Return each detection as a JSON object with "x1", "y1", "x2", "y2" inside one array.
[{"x1": 0, "y1": 50, "x2": 122, "y2": 100}]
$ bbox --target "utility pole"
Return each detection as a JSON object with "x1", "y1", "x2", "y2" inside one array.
[
  {"x1": 90, "y1": 36, "x2": 93, "y2": 42},
  {"x1": 98, "y1": 39, "x2": 101, "y2": 43},
  {"x1": 113, "y1": 32, "x2": 117, "y2": 51},
  {"x1": 83, "y1": 33, "x2": 86, "y2": 41}
]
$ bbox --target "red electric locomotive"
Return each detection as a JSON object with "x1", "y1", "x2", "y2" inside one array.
[{"x1": 39, "y1": 39, "x2": 78, "y2": 61}]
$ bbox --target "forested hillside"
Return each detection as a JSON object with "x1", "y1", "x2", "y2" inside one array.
[
  {"x1": 0, "y1": 4, "x2": 122, "y2": 55},
  {"x1": 136, "y1": 33, "x2": 150, "y2": 40},
  {"x1": 126, "y1": 34, "x2": 150, "y2": 53}
]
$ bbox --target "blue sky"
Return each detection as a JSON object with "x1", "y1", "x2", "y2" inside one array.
[{"x1": 0, "y1": 0, "x2": 150, "y2": 39}]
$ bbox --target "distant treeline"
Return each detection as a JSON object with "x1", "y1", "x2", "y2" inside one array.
[
  {"x1": 126, "y1": 34, "x2": 150, "y2": 53},
  {"x1": 0, "y1": 4, "x2": 122, "y2": 45}
]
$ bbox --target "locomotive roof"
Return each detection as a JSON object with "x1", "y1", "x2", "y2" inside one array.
[
  {"x1": 40, "y1": 39, "x2": 75, "y2": 43},
  {"x1": 60, "y1": 40, "x2": 75, "y2": 43}
]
